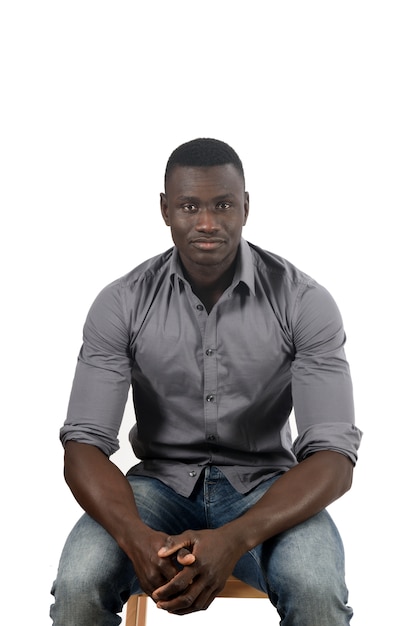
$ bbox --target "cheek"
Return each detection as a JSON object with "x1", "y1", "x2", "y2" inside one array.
[
  {"x1": 227, "y1": 218, "x2": 246, "y2": 236},
  {"x1": 170, "y1": 222, "x2": 189, "y2": 242}
]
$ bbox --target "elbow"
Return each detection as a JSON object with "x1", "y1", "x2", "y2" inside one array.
[
  {"x1": 315, "y1": 450, "x2": 354, "y2": 499},
  {"x1": 336, "y1": 453, "x2": 354, "y2": 497},
  {"x1": 63, "y1": 441, "x2": 77, "y2": 486}
]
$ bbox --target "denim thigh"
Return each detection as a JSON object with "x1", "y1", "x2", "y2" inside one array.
[
  {"x1": 51, "y1": 470, "x2": 353, "y2": 626},
  {"x1": 50, "y1": 475, "x2": 208, "y2": 626},
  {"x1": 185, "y1": 467, "x2": 353, "y2": 625}
]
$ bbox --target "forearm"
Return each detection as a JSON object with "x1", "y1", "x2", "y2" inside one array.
[
  {"x1": 152, "y1": 451, "x2": 352, "y2": 614},
  {"x1": 224, "y1": 450, "x2": 353, "y2": 553},
  {"x1": 64, "y1": 441, "x2": 147, "y2": 553},
  {"x1": 65, "y1": 441, "x2": 189, "y2": 594}
]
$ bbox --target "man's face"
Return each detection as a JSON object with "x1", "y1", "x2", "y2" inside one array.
[{"x1": 160, "y1": 164, "x2": 249, "y2": 274}]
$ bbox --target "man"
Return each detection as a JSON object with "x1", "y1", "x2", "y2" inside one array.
[{"x1": 51, "y1": 138, "x2": 362, "y2": 625}]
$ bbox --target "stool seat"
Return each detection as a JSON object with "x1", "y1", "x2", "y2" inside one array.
[{"x1": 125, "y1": 576, "x2": 268, "y2": 626}]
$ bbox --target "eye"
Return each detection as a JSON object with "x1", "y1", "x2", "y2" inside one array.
[
  {"x1": 216, "y1": 201, "x2": 231, "y2": 211},
  {"x1": 182, "y1": 204, "x2": 198, "y2": 213}
]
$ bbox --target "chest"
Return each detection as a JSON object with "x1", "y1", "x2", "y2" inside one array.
[{"x1": 129, "y1": 285, "x2": 294, "y2": 395}]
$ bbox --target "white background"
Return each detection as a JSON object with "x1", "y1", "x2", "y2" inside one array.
[{"x1": 1, "y1": 1, "x2": 416, "y2": 624}]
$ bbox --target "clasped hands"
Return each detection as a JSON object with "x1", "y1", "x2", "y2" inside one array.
[{"x1": 146, "y1": 528, "x2": 240, "y2": 615}]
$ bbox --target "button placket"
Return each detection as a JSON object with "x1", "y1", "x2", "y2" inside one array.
[{"x1": 203, "y1": 313, "x2": 218, "y2": 446}]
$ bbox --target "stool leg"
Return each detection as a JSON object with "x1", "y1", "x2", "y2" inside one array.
[{"x1": 126, "y1": 595, "x2": 148, "y2": 626}]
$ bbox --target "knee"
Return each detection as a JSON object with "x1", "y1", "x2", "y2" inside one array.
[
  {"x1": 51, "y1": 517, "x2": 130, "y2": 602},
  {"x1": 50, "y1": 548, "x2": 130, "y2": 625},
  {"x1": 262, "y1": 512, "x2": 352, "y2": 623},
  {"x1": 52, "y1": 552, "x2": 108, "y2": 604},
  {"x1": 283, "y1": 565, "x2": 346, "y2": 601},
  {"x1": 268, "y1": 563, "x2": 351, "y2": 624}
]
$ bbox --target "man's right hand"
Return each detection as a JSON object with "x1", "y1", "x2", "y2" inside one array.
[
  {"x1": 63, "y1": 441, "x2": 195, "y2": 598},
  {"x1": 124, "y1": 526, "x2": 196, "y2": 597}
]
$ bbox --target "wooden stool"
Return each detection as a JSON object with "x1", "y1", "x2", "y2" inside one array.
[{"x1": 125, "y1": 576, "x2": 268, "y2": 626}]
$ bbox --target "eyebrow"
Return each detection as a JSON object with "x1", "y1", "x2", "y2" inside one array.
[
  {"x1": 175, "y1": 195, "x2": 199, "y2": 203},
  {"x1": 175, "y1": 193, "x2": 238, "y2": 204}
]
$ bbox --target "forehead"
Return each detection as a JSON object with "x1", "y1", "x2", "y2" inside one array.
[{"x1": 165, "y1": 164, "x2": 245, "y2": 198}]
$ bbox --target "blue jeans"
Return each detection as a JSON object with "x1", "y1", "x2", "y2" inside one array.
[{"x1": 50, "y1": 467, "x2": 353, "y2": 625}]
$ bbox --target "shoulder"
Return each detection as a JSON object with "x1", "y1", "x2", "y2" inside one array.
[
  {"x1": 91, "y1": 248, "x2": 174, "y2": 305},
  {"x1": 247, "y1": 241, "x2": 342, "y2": 334},
  {"x1": 84, "y1": 248, "x2": 174, "y2": 334},
  {"x1": 247, "y1": 240, "x2": 321, "y2": 314},
  {"x1": 110, "y1": 247, "x2": 174, "y2": 291},
  {"x1": 247, "y1": 241, "x2": 315, "y2": 289}
]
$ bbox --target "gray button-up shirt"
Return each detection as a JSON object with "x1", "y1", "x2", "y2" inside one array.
[{"x1": 61, "y1": 240, "x2": 362, "y2": 496}]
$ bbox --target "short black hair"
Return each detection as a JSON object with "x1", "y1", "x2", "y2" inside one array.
[{"x1": 164, "y1": 138, "x2": 245, "y2": 188}]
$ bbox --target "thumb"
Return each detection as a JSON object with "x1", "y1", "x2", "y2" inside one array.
[{"x1": 177, "y1": 548, "x2": 196, "y2": 565}]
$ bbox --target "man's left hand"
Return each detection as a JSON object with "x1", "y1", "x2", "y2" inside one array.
[{"x1": 151, "y1": 527, "x2": 243, "y2": 615}]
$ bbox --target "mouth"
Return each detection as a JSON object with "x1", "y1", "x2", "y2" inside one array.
[{"x1": 190, "y1": 238, "x2": 225, "y2": 251}]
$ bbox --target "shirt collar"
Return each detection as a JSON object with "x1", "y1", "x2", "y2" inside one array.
[
  {"x1": 232, "y1": 239, "x2": 256, "y2": 295},
  {"x1": 169, "y1": 239, "x2": 255, "y2": 296}
]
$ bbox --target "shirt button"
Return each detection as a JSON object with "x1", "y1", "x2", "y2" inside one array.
[
  {"x1": 188, "y1": 471, "x2": 196, "y2": 477},
  {"x1": 205, "y1": 349, "x2": 213, "y2": 356},
  {"x1": 206, "y1": 394, "x2": 215, "y2": 402},
  {"x1": 196, "y1": 304, "x2": 204, "y2": 311},
  {"x1": 207, "y1": 434, "x2": 216, "y2": 441}
]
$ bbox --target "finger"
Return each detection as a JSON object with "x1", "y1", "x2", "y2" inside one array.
[
  {"x1": 152, "y1": 568, "x2": 195, "y2": 602},
  {"x1": 157, "y1": 583, "x2": 216, "y2": 615},
  {"x1": 137, "y1": 554, "x2": 180, "y2": 595},
  {"x1": 177, "y1": 548, "x2": 196, "y2": 565},
  {"x1": 157, "y1": 560, "x2": 179, "y2": 583},
  {"x1": 158, "y1": 534, "x2": 191, "y2": 558},
  {"x1": 138, "y1": 569, "x2": 173, "y2": 597}
]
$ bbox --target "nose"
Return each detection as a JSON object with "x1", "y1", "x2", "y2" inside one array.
[{"x1": 195, "y1": 208, "x2": 219, "y2": 233}]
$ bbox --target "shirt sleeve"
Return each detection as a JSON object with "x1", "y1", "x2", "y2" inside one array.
[
  {"x1": 291, "y1": 281, "x2": 362, "y2": 464},
  {"x1": 60, "y1": 281, "x2": 132, "y2": 457}
]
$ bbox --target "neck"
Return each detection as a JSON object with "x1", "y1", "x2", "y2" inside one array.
[{"x1": 181, "y1": 259, "x2": 236, "y2": 312}]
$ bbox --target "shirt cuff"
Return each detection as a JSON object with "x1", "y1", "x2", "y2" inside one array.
[
  {"x1": 292, "y1": 422, "x2": 363, "y2": 465},
  {"x1": 60, "y1": 424, "x2": 119, "y2": 457}
]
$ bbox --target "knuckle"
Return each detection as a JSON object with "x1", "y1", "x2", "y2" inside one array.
[
  {"x1": 168, "y1": 577, "x2": 190, "y2": 596},
  {"x1": 164, "y1": 535, "x2": 176, "y2": 546},
  {"x1": 181, "y1": 593, "x2": 195, "y2": 607}
]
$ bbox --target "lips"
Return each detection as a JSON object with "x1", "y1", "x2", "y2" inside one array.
[{"x1": 191, "y1": 238, "x2": 225, "y2": 250}]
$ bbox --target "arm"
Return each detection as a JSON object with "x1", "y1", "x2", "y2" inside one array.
[
  {"x1": 225, "y1": 449, "x2": 352, "y2": 548},
  {"x1": 153, "y1": 450, "x2": 353, "y2": 614},
  {"x1": 153, "y1": 285, "x2": 358, "y2": 613},
  {"x1": 62, "y1": 284, "x2": 194, "y2": 592},
  {"x1": 64, "y1": 441, "x2": 194, "y2": 595}
]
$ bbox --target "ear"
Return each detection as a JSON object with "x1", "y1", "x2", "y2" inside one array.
[
  {"x1": 243, "y1": 191, "x2": 250, "y2": 225},
  {"x1": 160, "y1": 193, "x2": 170, "y2": 226}
]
